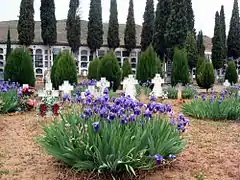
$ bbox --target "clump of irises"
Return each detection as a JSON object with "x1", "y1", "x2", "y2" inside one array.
[
  {"x1": 182, "y1": 86, "x2": 240, "y2": 120},
  {"x1": 0, "y1": 80, "x2": 19, "y2": 92},
  {"x1": 37, "y1": 88, "x2": 188, "y2": 175}
]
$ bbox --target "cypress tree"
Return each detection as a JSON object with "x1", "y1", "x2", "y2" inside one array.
[
  {"x1": 220, "y1": 5, "x2": 227, "y2": 60},
  {"x1": 199, "y1": 61, "x2": 215, "y2": 91},
  {"x1": 196, "y1": 57, "x2": 205, "y2": 87},
  {"x1": 87, "y1": 0, "x2": 103, "y2": 53},
  {"x1": 184, "y1": 31, "x2": 198, "y2": 70},
  {"x1": 225, "y1": 61, "x2": 238, "y2": 85},
  {"x1": 66, "y1": 0, "x2": 81, "y2": 53},
  {"x1": 185, "y1": 0, "x2": 195, "y2": 32},
  {"x1": 40, "y1": 0, "x2": 57, "y2": 46},
  {"x1": 227, "y1": 0, "x2": 240, "y2": 59},
  {"x1": 197, "y1": 30, "x2": 205, "y2": 57},
  {"x1": 17, "y1": 0, "x2": 35, "y2": 46},
  {"x1": 124, "y1": 0, "x2": 136, "y2": 53},
  {"x1": 88, "y1": 58, "x2": 101, "y2": 80},
  {"x1": 152, "y1": 0, "x2": 171, "y2": 59},
  {"x1": 165, "y1": 0, "x2": 188, "y2": 49},
  {"x1": 211, "y1": 11, "x2": 223, "y2": 70},
  {"x1": 171, "y1": 48, "x2": 190, "y2": 86},
  {"x1": 6, "y1": 27, "x2": 11, "y2": 60},
  {"x1": 107, "y1": 0, "x2": 119, "y2": 49},
  {"x1": 140, "y1": 0, "x2": 154, "y2": 51}
]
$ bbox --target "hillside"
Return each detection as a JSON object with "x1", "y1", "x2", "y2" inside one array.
[{"x1": 0, "y1": 20, "x2": 212, "y2": 51}]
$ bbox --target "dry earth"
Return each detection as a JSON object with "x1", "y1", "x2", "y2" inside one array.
[{"x1": 0, "y1": 100, "x2": 239, "y2": 180}]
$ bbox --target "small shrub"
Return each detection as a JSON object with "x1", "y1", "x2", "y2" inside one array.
[
  {"x1": 54, "y1": 51, "x2": 78, "y2": 89},
  {"x1": 51, "y1": 51, "x2": 62, "y2": 89},
  {"x1": 98, "y1": 50, "x2": 121, "y2": 91},
  {"x1": 198, "y1": 61, "x2": 215, "y2": 91},
  {"x1": 122, "y1": 59, "x2": 132, "y2": 79},
  {"x1": 196, "y1": 57, "x2": 205, "y2": 87},
  {"x1": 171, "y1": 48, "x2": 190, "y2": 86},
  {"x1": 4, "y1": 48, "x2": 35, "y2": 86},
  {"x1": 136, "y1": 45, "x2": 161, "y2": 83},
  {"x1": 165, "y1": 87, "x2": 178, "y2": 99},
  {"x1": 225, "y1": 61, "x2": 238, "y2": 85},
  {"x1": 88, "y1": 58, "x2": 101, "y2": 80},
  {"x1": 182, "y1": 86, "x2": 197, "y2": 99},
  {"x1": 37, "y1": 93, "x2": 187, "y2": 175}
]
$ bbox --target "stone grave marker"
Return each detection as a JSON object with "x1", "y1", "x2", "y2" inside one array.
[
  {"x1": 151, "y1": 74, "x2": 164, "y2": 97},
  {"x1": 59, "y1": 81, "x2": 74, "y2": 96},
  {"x1": 38, "y1": 81, "x2": 59, "y2": 99},
  {"x1": 223, "y1": 79, "x2": 230, "y2": 88},
  {"x1": 121, "y1": 77, "x2": 128, "y2": 91},
  {"x1": 125, "y1": 75, "x2": 138, "y2": 100},
  {"x1": 96, "y1": 77, "x2": 110, "y2": 95}
]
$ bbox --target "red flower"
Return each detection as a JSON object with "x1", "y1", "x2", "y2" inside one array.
[
  {"x1": 52, "y1": 104, "x2": 60, "y2": 116},
  {"x1": 27, "y1": 99, "x2": 37, "y2": 107},
  {"x1": 40, "y1": 104, "x2": 47, "y2": 117}
]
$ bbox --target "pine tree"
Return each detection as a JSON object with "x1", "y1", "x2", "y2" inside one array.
[
  {"x1": 140, "y1": 0, "x2": 154, "y2": 51},
  {"x1": 152, "y1": 0, "x2": 171, "y2": 59},
  {"x1": 17, "y1": 0, "x2": 35, "y2": 46},
  {"x1": 87, "y1": 0, "x2": 103, "y2": 53},
  {"x1": 40, "y1": 0, "x2": 57, "y2": 46},
  {"x1": 165, "y1": 0, "x2": 188, "y2": 49},
  {"x1": 211, "y1": 11, "x2": 223, "y2": 70},
  {"x1": 225, "y1": 61, "x2": 238, "y2": 85},
  {"x1": 107, "y1": 0, "x2": 119, "y2": 49},
  {"x1": 171, "y1": 48, "x2": 190, "y2": 86},
  {"x1": 220, "y1": 5, "x2": 227, "y2": 60},
  {"x1": 184, "y1": 31, "x2": 198, "y2": 70},
  {"x1": 185, "y1": 0, "x2": 195, "y2": 32},
  {"x1": 6, "y1": 27, "x2": 11, "y2": 60},
  {"x1": 66, "y1": 0, "x2": 81, "y2": 53},
  {"x1": 227, "y1": 0, "x2": 240, "y2": 59},
  {"x1": 197, "y1": 30, "x2": 205, "y2": 57},
  {"x1": 124, "y1": 0, "x2": 136, "y2": 53}
]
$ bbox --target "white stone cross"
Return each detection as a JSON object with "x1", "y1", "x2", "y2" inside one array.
[
  {"x1": 121, "y1": 77, "x2": 128, "y2": 91},
  {"x1": 223, "y1": 79, "x2": 230, "y2": 87},
  {"x1": 96, "y1": 77, "x2": 110, "y2": 95},
  {"x1": 125, "y1": 75, "x2": 138, "y2": 100},
  {"x1": 59, "y1": 81, "x2": 74, "y2": 96},
  {"x1": 151, "y1": 74, "x2": 164, "y2": 97},
  {"x1": 38, "y1": 81, "x2": 59, "y2": 98}
]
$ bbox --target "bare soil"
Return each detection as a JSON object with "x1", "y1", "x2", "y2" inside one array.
[{"x1": 0, "y1": 100, "x2": 239, "y2": 180}]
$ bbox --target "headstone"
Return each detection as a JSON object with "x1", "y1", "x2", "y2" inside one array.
[
  {"x1": 96, "y1": 77, "x2": 110, "y2": 95},
  {"x1": 38, "y1": 81, "x2": 59, "y2": 98},
  {"x1": 121, "y1": 77, "x2": 128, "y2": 91},
  {"x1": 82, "y1": 71, "x2": 87, "y2": 77},
  {"x1": 44, "y1": 70, "x2": 51, "y2": 83},
  {"x1": 176, "y1": 83, "x2": 183, "y2": 99},
  {"x1": 151, "y1": 74, "x2": 164, "y2": 97},
  {"x1": 59, "y1": 81, "x2": 74, "y2": 96},
  {"x1": 125, "y1": 75, "x2": 138, "y2": 100},
  {"x1": 223, "y1": 79, "x2": 230, "y2": 87}
]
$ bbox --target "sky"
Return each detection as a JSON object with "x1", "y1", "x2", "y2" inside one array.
[{"x1": 0, "y1": 0, "x2": 234, "y2": 37}]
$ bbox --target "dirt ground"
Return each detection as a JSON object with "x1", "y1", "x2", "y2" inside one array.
[{"x1": 0, "y1": 100, "x2": 240, "y2": 180}]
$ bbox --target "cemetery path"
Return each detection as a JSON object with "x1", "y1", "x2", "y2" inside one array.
[{"x1": 0, "y1": 102, "x2": 240, "y2": 180}]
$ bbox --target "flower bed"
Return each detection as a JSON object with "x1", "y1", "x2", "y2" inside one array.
[
  {"x1": 37, "y1": 90, "x2": 189, "y2": 176},
  {"x1": 182, "y1": 87, "x2": 240, "y2": 120}
]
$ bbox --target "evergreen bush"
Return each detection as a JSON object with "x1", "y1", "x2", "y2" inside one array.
[
  {"x1": 51, "y1": 51, "x2": 62, "y2": 89},
  {"x1": 171, "y1": 48, "x2": 190, "y2": 86},
  {"x1": 88, "y1": 58, "x2": 101, "y2": 80},
  {"x1": 198, "y1": 61, "x2": 215, "y2": 91},
  {"x1": 122, "y1": 59, "x2": 132, "y2": 79},
  {"x1": 98, "y1": 50, "x2": 121, "y2": 91},
  {"x1": 4, "y1": 48, "x2": 35, "y2": 86},
  {"x1": 196, "y1": 57, "x2": 205, "y2": 87},
  {"x1": 136, "y1": 45, "x2": 161, "y2": 83},
  {"x1": 225, "y1": 61, "x2": 238, "y2": 85},
  {"x1": 54, "y1": 51, "x2": 77, "y2": 88}
]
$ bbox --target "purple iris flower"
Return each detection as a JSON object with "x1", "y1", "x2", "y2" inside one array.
[
  {"x1": 92, "y1": 122, "x2": 100, "y2": 132},
  {"x1": 107, "y1": 112, "x2": 115, "y2": 121},
  {"x1": 63, "y1": 93, "x2": 71, "y2": 102},
  {"x1": 144, "y1": 109, "x2": 152, "y2": 118},
  {"x1": 150, "y1": 95, "x2": 156, "y2": 101},
  {"x1": 154, "y1": 154, "x2": 163, "y2": 165},
  {"x1": 168, "y1": 154, "x2": 176, "y2": 159},
  {"x1": 120, "y1": 114, "x2": 128, "y2": 124},
  {"x1": 129, "y1": 114, "x2": 136, "y2": 121}
]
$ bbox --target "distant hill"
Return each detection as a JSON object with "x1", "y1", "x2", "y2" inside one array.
[{"x1": 0, "y1": 20, "x2": 212, "y2": 51}]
